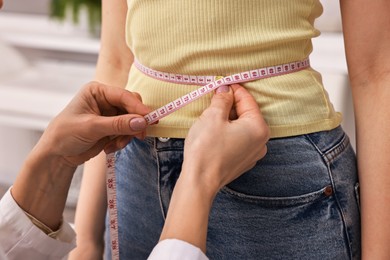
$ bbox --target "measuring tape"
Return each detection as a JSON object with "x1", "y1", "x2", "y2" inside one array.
[
  {"x1": 106, "y1": 57, "x2": 310, "y2": 259},
  {"x1": 137, "y1": 58, "x2": 310, "y2": 124},
  {"x1": 106, "y1": 153, "x2": 119, "y2": 260}
]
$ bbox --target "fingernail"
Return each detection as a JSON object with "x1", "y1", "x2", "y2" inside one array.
[
  {"x1": 130, "y1": 118, "x2": 147, "y2": 131},
  {"x1": 104, "y1": 144, "x2": 116, "y2": 154},
  {"x1": 216, "y1": 85, "x2": 230, "y2": 94}
]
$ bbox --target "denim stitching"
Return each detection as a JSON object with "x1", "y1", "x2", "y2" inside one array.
[
  {"x1": 305, "y1": 132, "x2": 354, "y2": 259},
  {"x1": 221, "y1": 185, "x2": 330, "y2": 207},
  {"x1": 154, "y1": 137, "x2": 167, "y2": 220},
  {"x1": 323, "y1": 134, "x2": 350, "y2": 164}
]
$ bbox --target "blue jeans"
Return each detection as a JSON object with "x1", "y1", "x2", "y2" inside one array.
[{"x1": 105, "y1": 126, "x2": 361, "y2": 259}]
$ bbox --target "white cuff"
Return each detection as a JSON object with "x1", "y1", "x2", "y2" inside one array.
[
  {"x1": 148, "y1": 239, "x2": 208, "y2": 260},
  {"x1": 0, "y1": 188, "x2": 76, "y2": 259}
]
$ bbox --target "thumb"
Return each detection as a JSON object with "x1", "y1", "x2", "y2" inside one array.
[
  {"x1": 231, "y1": 84, "x2": 263, "y2": 120},
  {"x1": 209, "y1": 85, "x2": 234, "y2": 119},
  {"x1": 93, "y1": 114, "x2": 148, "y2": 137}
]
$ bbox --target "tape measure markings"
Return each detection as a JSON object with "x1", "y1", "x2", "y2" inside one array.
[
  {"x1": 139, "y1": 58, "x2": 310, "y2": 124},
  {"x1": 106, "y1": 57, "x2": 310, "y2": 260},
  {"x1": 106, "y1": 152, "x2": 120, "y2": 260}
]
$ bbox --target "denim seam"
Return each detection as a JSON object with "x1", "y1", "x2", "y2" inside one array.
[
  {"x1": 323, "y1": 135, "x2": 350, "y2": 164},
  {"x1": 154, "y1": 138, "x2": 167, "y2": 220},
  {"x1": 304, "y1": 133, "x2": 353, "y2": 259},
  {"x1": 304, "y1": 133, "x2": 350, "y2": 165},
  {"x1": 221, "y1": 185, "x2": 330, "y2": 206}
]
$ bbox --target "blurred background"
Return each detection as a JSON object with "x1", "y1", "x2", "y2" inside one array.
[
  {"x1": 0, "y1": 0, "x2": 100, "y2": 222},
  {"x1": 0, "y1": 0, "x2": 353, "y2": 224}
]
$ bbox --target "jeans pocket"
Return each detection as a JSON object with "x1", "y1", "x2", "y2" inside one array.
[
  {"x1": 207, "y1": 128, "x2": 360, "y2": 259},
  {"x1": 210, "y1": 184, "x2": 352, "y2": 259},
  {"x1": 221, "y1": 184, "x2": 334, "y2": 208}
]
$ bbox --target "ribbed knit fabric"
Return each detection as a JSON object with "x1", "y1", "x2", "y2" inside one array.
[{"x1": 125, "y1": 0, "x2": 342, "y2": 138}]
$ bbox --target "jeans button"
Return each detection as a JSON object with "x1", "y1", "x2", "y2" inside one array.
[{"x1": 158, "y1": 137, "x2": 170, "y2": 142}]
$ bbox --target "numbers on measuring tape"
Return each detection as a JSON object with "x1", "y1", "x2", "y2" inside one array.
[
  {"x1": 107, "y1": 178, "x2": 114, "y2": 189},
  {"x1": 159, "y1": 107, "x2": 167, "y2": 115},
  {"x1": 106, "y1": 152, "x2": 120, "y2": 260},
  {"x1": 107, "y1": 57, "x2": 311, "y2": 259},
  {"x1": 110, "y1": 219, "x2": 117, "y2": 230},
  {"x1": 107, "y1": 157, "x2": 115, "y2": 169},
  {"x1": 167, "y1": 102, "x2": 175, "y2": 111},
  {"x1": 174, "y1": 99, "x2": 183, "y2": 107},
  {"x1": 112, "y1": 239, "x2": 118, "y2": 250},
  {"x1": 108, "y1": 198, "x2": 116, "y2": 208},
  {"x1": 199, "y1": 86, "x2": 207, "y2": 94}
]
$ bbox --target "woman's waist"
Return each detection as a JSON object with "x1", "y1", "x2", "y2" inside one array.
[
  {"x1": 127, "y1": 66, "x2": 342, "y2": 138},
  {"x1": 133, "y1": 47, "x2": 312, "y2": 78}
]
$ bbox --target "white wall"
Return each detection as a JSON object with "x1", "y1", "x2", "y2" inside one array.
[
  {"x1": 0, "y1": 127, "x2": 41, "y2": 185},
  {"x1": 0, "y1": 4, "x2": 97, "y2": 206},
  {"x1": 2, "y1": 0, "x2": 50, "y2": 15},
  {"x1": 316, "y1": 0, "x2": 343, "y2": 32}
]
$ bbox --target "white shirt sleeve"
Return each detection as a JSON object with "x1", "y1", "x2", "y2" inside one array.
[
  {"x1": 0, "y1": 188, "x2": 76, "y2": 260},
  {"x1": 148, "y1": 239, "x2": 209, "y2": 260},
  {"x1": 1, "y1": 188, "x2": 208, "y2": 260}
]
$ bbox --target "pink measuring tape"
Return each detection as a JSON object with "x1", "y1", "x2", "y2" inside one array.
[{"x1": 106, "y1": 57, "x2": 310, "y2": 259}]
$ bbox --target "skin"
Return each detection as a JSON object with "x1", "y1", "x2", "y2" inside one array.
[
  {"x1": 11, "y1": 81, "x2": 151, "y2": 230},
  {"x1": 69, "y1": 1, "x2": 134, "y2": 258},
  {"x1": 71, "y1": 0, "x2": 390, "y2": 258},
  {"x1": 339, "y1": 0, "x2": 390, "y2": 258},
  {"x1": 1, "y1": 0, "x2": 270, "y2": 257},
  {"x1": 8, "y1": 81, "x2": 269, "y2": 257},
  {"x1": 68, "y1": 2, "x2": 270, "y2": 256},
  {"x1": 160, "y1": 84, "x2": 269, "y2": 252}
]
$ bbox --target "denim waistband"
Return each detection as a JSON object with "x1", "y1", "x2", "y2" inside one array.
[{"x1": 151, "y1": 126, "x2": 347, "y2": 153}]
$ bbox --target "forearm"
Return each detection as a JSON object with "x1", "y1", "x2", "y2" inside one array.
[
  {"x1": 75, "y1": 152, "x2": 107, "y2": 241},
  {"x1": 94, "y1": 51, "x2": 133, "y2": 87},
  {"x1": 75, "y1": 0, "x2": 132, "y2": 239},
  {"x1": 340, "y1": 1, "x2": 390, "y2": 257},
  {"x1": 160, "y1": 172, "x2": 216, "y2": 253},
  {"x1": 352, "y1": 85, "x2": 390, "y2": 259},
  {"x1": 163, "y1": 85, "x2": 269, "y2": 252},
  {"x1": 95, "y1": 0, "x2": 133, "y2": 88},
  {"x1": 72, "y1": 0, "x2": 131, "y2": 244},
  {"x1": 11, "y1": 143, "x2": 75, "y2": 230},
  {"x1": 69, "y1": 152, "x2": 107, "y2": 259}
]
